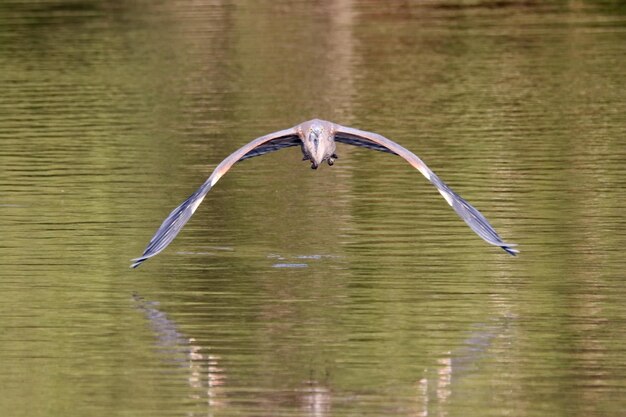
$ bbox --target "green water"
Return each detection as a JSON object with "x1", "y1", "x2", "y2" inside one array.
[{"x1": 1, "y1": 1, "x2": 625, "y2": 416}]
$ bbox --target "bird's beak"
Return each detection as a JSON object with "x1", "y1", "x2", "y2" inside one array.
[{"x1": 306, "y1": 130, "x2": 325, "y2": 169}]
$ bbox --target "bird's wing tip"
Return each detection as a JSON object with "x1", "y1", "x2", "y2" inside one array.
[
  {"x1": 502, "y1": 244, "x2": 519, "y2": 256},
  {"x1": 130, "y1": 257, "x2": 147, "y2": 269}
]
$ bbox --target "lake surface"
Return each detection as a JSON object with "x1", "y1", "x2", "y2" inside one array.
[{"x1": 1, "y1": 1, "x2": 626, "y2": 416}]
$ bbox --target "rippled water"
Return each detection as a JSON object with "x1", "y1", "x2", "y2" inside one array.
[{"x1": 1, "y1": 1, "x2": 626, "y2": 416}]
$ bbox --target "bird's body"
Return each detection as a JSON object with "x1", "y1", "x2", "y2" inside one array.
[{"x1": 131, "y1": 119, "x2": 517, "y2": 268}]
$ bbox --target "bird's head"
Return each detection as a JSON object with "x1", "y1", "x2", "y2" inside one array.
[{"x1": 300, "y1": 120, "x2": 337, "y2": 169}]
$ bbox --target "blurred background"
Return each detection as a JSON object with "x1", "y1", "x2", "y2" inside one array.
[{"x1": 1, "y1": 1, "x2": 625, "y2": 416}]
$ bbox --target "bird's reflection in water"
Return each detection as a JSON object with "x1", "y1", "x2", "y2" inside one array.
[
  {"x1": 132, "y1": 294, "x2": 226, "y2": 412},
  {"x1": 300, "y1": 381, "x2": 332, "y2": 417},
  {"x1": 132, "y1": 292, "x2": 513, "y2": 416},
  {"x1": 132, "y1": 294, "x2": 332, "y2": 416},
  {"x1": 413, "y1": 315, "x2": 515, "y2": 417}
]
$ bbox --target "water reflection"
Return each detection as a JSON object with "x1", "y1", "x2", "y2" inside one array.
[
  {"x1": 295, "y1": 382, "x2": 331, "y2": 417},
  {"x1": 133, "y1": 294, "x2": 227, "y2": 412},
  {"x1": 413, "y1": 316, "x2": 514, "y2": 417},
  {"x1": 133, "y1": 293, "x2": 337, "y2": 416},
  {"x1": 134, "y1": 291, "x2": 517, "y2": 417}
]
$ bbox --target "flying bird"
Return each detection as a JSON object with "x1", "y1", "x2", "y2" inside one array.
[{"x1": 131, "y1": 119, "x2": 517, "y2": 268}]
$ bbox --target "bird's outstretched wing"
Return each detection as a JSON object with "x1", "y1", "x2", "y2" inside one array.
[
  {"x1": 130, "y1": 128, "x2": 300, "y2": 268},
  {"x1": 334, "y1": 124, "x2": 518, "y2": 256}
]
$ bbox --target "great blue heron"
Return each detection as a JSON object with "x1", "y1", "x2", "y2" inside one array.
[{"x1": 131, "y1": 119, "x2": 517, "y2": 268}]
